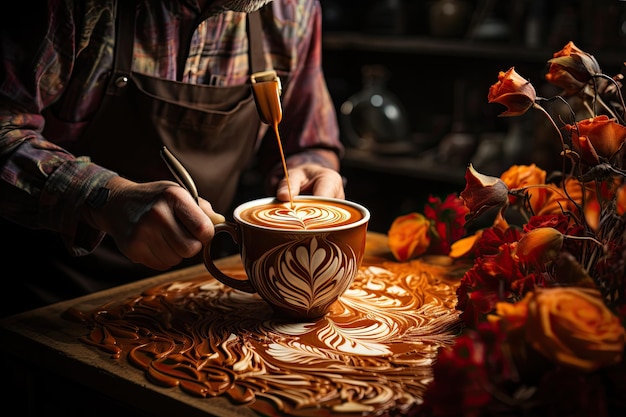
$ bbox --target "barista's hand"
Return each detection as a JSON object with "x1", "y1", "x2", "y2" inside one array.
[
  {"x1": 276, "y1": 163, "x2": 345, "y2": 201},
  {"x1": 82, "y1": 176, "x2": 224, "y2": 270}
]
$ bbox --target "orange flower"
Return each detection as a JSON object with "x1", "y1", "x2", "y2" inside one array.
[
  {"x1": 449, "y1": 232, "x2": 480, "y2": 259},
  {"x1": 460, "y1": 164, "x2": 510, "y2": 223},
  {"x1": 565, "y1": 115, "x2": 626, "y2": 162},
  {"x1": 500, "y1": 164, "x2": 548, "y2": 214},
  {"x1": 494, "y1": 292, "x2": 533, "y2": 330},
  {"x1": 617, "y1": 183, "x2": 626, "y2": 215},
  {"x1": 488, "y1": 67, "x2": 537, "y2": 117},
  {"x1": 584, "y1": 196, "x2": 601, "y2": 231},
  {"x1": 537, "y1": 177, "x2": 588, "y2": 218},
  {"x1": 545, "y1": 41, "x2": 601, "y2": 95},
  {"x1": 388, "y1": 213, "x2": 431, "y2": 262},
  {"x1": 525, "y1": 287, "x2": 625, "y2": 372},
  {"x1": 514, "y1": 227, "x2": 564, "y2": 264}
]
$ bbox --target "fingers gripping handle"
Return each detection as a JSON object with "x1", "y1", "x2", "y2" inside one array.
[{"x1": 203, "y1": 222, "x2": 256, "y2": 293}]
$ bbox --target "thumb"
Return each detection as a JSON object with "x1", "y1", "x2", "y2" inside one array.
[
  {"x1": 209, "y1": 212, "x2": 225, "y2": 224},
  {"x1": 198, "y1": 198, "x2": 225, "y2": 224}
]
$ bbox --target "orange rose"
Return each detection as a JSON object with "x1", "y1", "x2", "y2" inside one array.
[
  {"x1": 525, "y1": 287, "x2": 625, "y2": 372},
  {"x1": 545, "y1": 41, "x2": 601, "y2": 95},
  {"x1": 488, "y1": 67, "x2": 537, "y2": 117},
  {"x1": 565, "y1": 115, "x2": 626, "y2": 161},
  {"x1": 500, "y1": 164, "x2": 547, "y2": 214},
  {"x1": 388, "y1": 213, "x2": 431, "y2": 262},
  {"x1": 537, "y1": 177, "x2": 588, "y2": 218}
]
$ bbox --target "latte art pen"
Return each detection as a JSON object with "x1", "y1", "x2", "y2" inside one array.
[{"x1": 160, "y1": 146, "x2": 199, "y2": 204}]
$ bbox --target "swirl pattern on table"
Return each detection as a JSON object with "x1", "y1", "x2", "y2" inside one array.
[{"x1": 64, "y1": 260, "x2": 462, "y2": 416}]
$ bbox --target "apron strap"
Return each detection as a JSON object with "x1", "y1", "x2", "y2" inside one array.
[
  {"x1": 247, "y1": 10, "x2": 267, "y2": 74},
  {"x1": 107, "y1": 0, "x2": 136, "y2": 95}
]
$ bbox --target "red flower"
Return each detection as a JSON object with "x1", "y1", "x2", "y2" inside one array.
[
  {"x1": 524, "y1": 214, "x2": 571, "y2": 233},
  {"x1": 420, "y1": 330, "x2": 492, "y2": 416},
  {"x1": 419, "y1": 322, "x2": 517, "y2": 416},
  {"x1": 474, "y1": 226, "x2": 523, "y2": 257},
  {"x1": 423, "y1": 194, "x2": 469, "y2": 255}
]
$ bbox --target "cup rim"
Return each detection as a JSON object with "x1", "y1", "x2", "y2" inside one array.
[{"x1": 233, "y1": 196, "x2": 370, "y2": 232}]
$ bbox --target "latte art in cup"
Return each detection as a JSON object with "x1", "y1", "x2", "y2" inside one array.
[
  {"x1": 205, "y1": 196, "x2": 370, "y2": 319},
  {"x1": 239, "y1": 199, "x2": 362, "y2": 230}
]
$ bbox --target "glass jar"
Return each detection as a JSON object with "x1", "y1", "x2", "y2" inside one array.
[{"x1": 339, "y1": 65, "x2": 410, "y2": 153}]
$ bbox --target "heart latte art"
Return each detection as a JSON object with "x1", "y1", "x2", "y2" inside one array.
[{"x1": 239, "y1": 199, "x2": 362, "y2": 230}]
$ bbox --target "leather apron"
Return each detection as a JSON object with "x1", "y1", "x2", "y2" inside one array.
[
  {"x1": 73, "y1": 3, "x2": 265, "y2": 213},
  {"x1": 2, "y1": 2, "x2": 268, "y2": 314}
]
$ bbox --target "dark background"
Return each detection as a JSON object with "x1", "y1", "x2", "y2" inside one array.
[
  {"x1": 235, "y1": 0, "x2": 626, "y2": 234},
  {"x1": 317, "y1": 0, "x2": 626, "y2": 233}
]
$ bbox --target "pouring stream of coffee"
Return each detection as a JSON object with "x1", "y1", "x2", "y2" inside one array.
[{"x1": 251, "y1": 70, "x2": 294, "y2": 208}]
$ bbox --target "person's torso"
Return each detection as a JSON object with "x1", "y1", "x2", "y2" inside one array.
[{"x1": 41, "y1": 1, "x2": 302, "y2": 211}]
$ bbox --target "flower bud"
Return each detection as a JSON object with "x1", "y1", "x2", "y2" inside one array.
[
  {"x1": 514, "y1": 227, "x2": 564, "y2": 263},
  {"x1": 460, "y1": 164, "x2": 510, "y2": 223},
  {"x1": 388, "y1": 213, "x2": 432, "y2": 262},
  {"x1": 488, "y1": 67, "x2": 537, "y2": 117},
  {"x1": 546, "y1": 41, "x2": 601, "y2": 95}
]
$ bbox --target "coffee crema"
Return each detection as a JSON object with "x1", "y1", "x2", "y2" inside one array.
[{"x1": 238, "y1": 199, "x2": 363, "y2": 230}]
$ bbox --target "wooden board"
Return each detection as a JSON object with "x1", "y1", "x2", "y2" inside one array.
[{"x1": 0, "y1": 232, "x2": 463, "y2": 416}]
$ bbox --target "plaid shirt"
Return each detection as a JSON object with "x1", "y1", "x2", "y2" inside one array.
[{"x1": 0, "y1": 0, "x2": 341, "y2": 254}]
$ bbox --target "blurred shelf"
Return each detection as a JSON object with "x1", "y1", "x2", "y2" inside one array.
[
  {"x1": 323, "y1": 32, "x2": 626, "y2": 65},
  {"x1": 324, "y1": 32, "x2": 549, "y2": 61},
  {"x1": 342, "y1": 147, "x2": 466, "y2": 187}
]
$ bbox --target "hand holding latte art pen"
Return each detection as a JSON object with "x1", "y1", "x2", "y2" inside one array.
[
  {"x1": 160, "y1": 146, "x2": 199, "y2": 204},
  {"x1": 160, "y1": 146, "x2": 224, "y2": 225}
]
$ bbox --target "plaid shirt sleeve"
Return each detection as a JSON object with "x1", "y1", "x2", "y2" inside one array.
[
  {"x1": 0, "y1": 0, "x2": 118, "y2": 255},
  {"x1": 0, "y1": 0, "x2": 342, "y2": 255}
]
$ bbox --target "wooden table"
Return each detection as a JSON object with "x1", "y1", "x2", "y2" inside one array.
[{"x1": 0, "y1": 232, "x2": 465, "y2": 417}]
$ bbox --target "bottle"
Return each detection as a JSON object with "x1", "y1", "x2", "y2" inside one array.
[
  {"x1": 339, "y1": 65, "x2": 410, "y2": 153},
  {"x1": 429, "y1": 0, "x2": 471, "y2": 38}
]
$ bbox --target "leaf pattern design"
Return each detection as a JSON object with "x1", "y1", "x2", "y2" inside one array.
[{"x1": 251, "y1": 235, "x2": 356, "y2": 316}]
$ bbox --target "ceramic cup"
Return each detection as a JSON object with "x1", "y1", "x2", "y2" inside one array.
[{"x1": 203, "y1": 196, "x2": 370, "y2": 320}]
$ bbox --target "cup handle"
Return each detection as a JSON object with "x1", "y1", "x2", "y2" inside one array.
[{"x1": 203, "y1": 222, "x2": 256, "y2": 293}]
